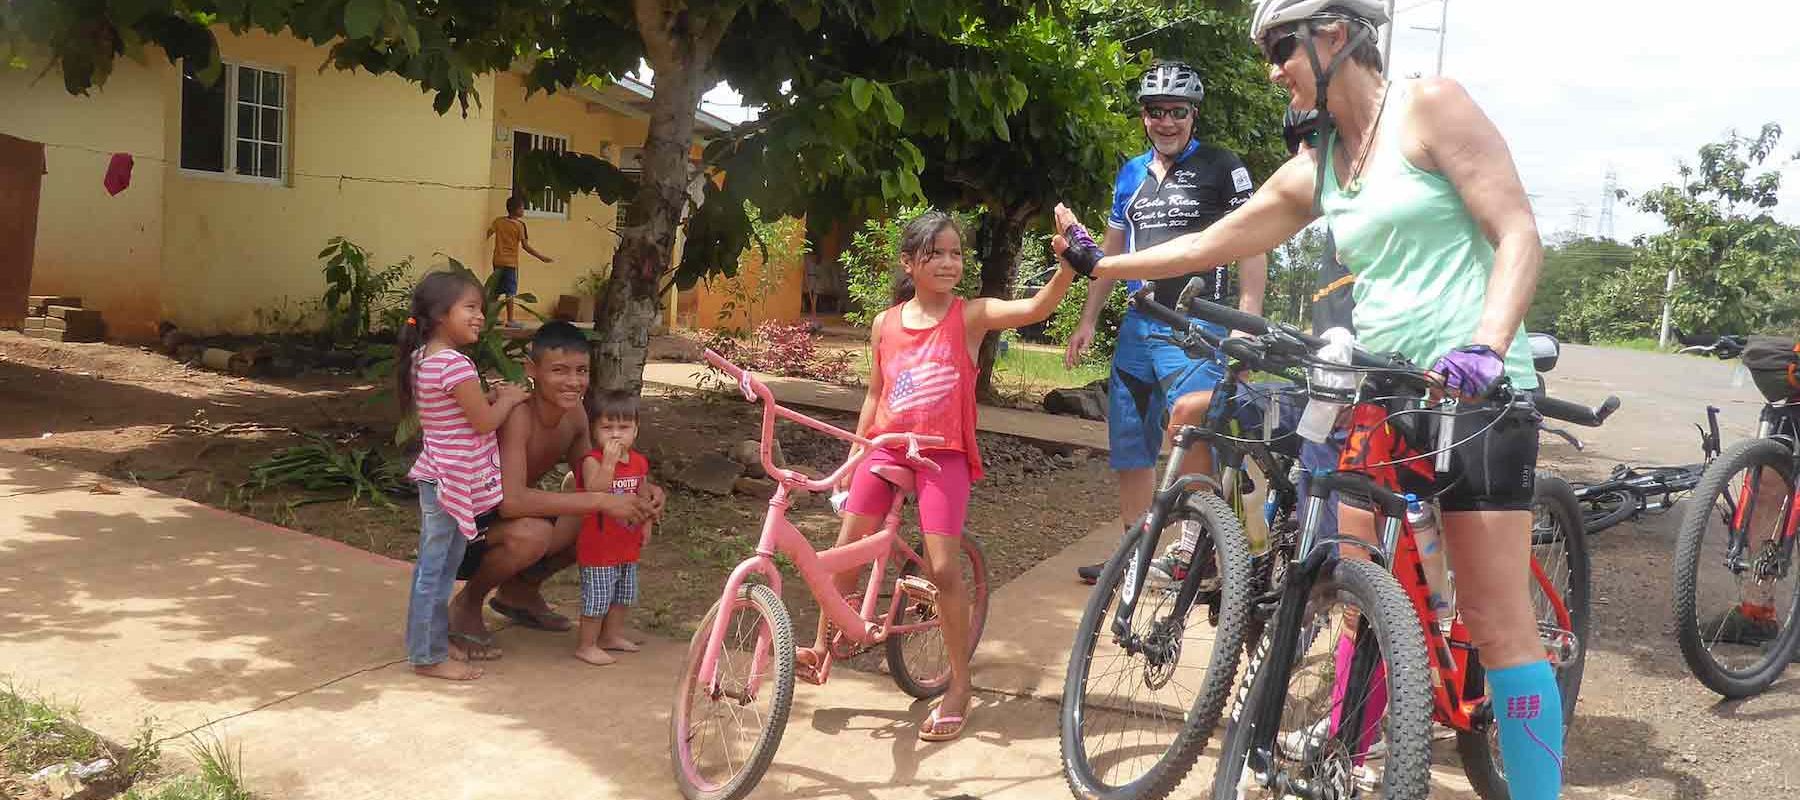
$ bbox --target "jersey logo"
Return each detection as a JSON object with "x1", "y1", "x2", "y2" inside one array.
[{"x1": 1231, "y1": 167, "x2": 1253, "y2": 193}]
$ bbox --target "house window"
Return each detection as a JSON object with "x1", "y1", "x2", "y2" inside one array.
[
  {"x1": 512, "y1": 130, "x2": 569, "y2": 217},
  {"x1": 180, "y1": 60, "x2": 287, "y2": 181},
  {"x1": 613, "y1": 146, "x2": 644, "y2": 228}
]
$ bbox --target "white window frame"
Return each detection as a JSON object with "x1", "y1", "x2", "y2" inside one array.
[
  {"x1": 512, "y1": 127, "x2": 571, "y2": 219},
  {"x1": 178, "y1": 59, "x2": 291, "y2": 186}
]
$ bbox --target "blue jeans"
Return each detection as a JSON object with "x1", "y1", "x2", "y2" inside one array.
[{"x1": 406, "y1": 481, "x2": 470, "y2": 666}]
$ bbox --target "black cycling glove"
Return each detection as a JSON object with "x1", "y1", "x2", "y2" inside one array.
[{"x1": 1061, "y1": 223, "x2": 1103, "y2": 279}]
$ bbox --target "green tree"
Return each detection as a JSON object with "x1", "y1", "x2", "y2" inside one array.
[
  {"x1": 1559, "y1": 124, "x2": 1800, "y2": 342},
  {"x1": 1530, "y1": 236, "x2": 1636, "y2": 337},
  {"x1": 7, "y1": 0, "x2": 1281, "y2": 398},
  {"x1": 1266, "y1": 226, "x2": 1326, "y2": 326},
  {"x1": 5, "y1": 0, "x2": 1038, "y2": 394}
]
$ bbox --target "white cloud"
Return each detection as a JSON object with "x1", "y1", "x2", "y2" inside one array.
[{"x1": 1383, "y1": 0, "x2": 1800, "y2": 242}]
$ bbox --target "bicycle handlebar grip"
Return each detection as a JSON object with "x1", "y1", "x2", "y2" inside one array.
[
  {"x1": 1594, "y1": 395, "x2": 1620, "y2": 424},
  {"x1": 1534, "y1": 393, "x2": 1616, "y2": 428},
  {"x1": 1130, "y1": 291, "x2": 1191, "y2": 331},
  {"x1": 1183, "y1": 297, "x2": 1270, "y2": 336},
  {"x1": 1308, "y1": 471, "x2": 1409, "y2": 519},
  {"x1": 701, "y1": 348, "x2": 740, "y2": 377}
]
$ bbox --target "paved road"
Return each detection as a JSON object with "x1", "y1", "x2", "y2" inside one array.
[{"x1": 1535, "y1": 343, "x2": 1768, "y2": 472}]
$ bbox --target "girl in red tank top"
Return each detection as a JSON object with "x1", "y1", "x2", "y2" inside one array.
[{"x1": 795, "y1": 210, "x2": 1077, "y2": 742}]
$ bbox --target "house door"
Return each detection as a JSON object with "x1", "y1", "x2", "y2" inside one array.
[{"x1": 0, "y1": 133, "x2": 45, "y2": 329}]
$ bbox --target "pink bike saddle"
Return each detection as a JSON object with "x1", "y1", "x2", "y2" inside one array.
[{"x1": 870, "y1": 463, "x2": 916, "y2": 495}]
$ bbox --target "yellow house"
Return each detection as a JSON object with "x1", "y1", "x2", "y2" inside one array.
[{"x1": 0, "y1": 28, "x2": 788, "y2": 342}]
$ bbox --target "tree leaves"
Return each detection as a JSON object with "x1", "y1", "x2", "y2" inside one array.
[
  {"x1": 343, "y1": 0, "x2": 384, "y2": 40},
  {"x1": 849, "y1": 77, "x2": 873, "y2": 112}
]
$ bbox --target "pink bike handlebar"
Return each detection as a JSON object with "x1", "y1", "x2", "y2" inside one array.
[{"x1": 701, "y1": 349, "x2": 943, "y2": 493}]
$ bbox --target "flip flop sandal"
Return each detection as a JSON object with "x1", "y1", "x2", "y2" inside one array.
[
  {"x1": 449, "y1": 632, "x2": 504, "y2": 661},
  {"x1": 794, "y1": 648, "x2": 827, "y2": 686},
  {"x1": 488, "y1": 598, "x2": 575, "y2": 632},
  {"x1": 918, "y1": 706, "x2": 967, "y2": 742}
]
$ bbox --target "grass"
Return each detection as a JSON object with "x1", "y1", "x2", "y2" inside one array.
[
  {"x1": 2, "y1": 679, "x2": 253, "y2": 800},
  {"x1": 1597, "y1": 337, "x2": 1670, "y2": 353},
  {"x1": 994, "y1": 345, "x2": 1108, "y2": 389},
  {"x1": 117, "y1": 734, "x2": 253, "y2": 800},
  {"x1": 0, "y1": 681, "x2": 103, "y2": 773}
]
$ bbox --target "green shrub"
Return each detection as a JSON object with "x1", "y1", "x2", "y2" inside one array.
[{"x1": 841, "y1": 205, "x2": 982, "y2": 325}]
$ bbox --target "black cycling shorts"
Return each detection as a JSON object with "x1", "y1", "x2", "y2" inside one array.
[{"x1": 1336, "y1": 400, "x2": 1538, "y2": 513}]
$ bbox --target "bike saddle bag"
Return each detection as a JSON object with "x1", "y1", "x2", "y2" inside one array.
[{"x1": 1743, "y1": 334, "x2": 1800, "y2": 402}]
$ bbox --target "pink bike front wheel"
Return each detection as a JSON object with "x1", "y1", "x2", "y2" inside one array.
[{"x1": 670, "y1": 583, "x2": 795, "y2": 800}]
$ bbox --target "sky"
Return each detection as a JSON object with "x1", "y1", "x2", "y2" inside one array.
[
  {"x1": 1381, "y1": 0, "x2": 1800, "y2": 242},
  {"x1": 690, "y1": 0, "x2": 1800, "y2": 243}
]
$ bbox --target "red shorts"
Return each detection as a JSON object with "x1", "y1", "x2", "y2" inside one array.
[{"x1": 843, "y1": 448, "x2": 972, "y2": 537}]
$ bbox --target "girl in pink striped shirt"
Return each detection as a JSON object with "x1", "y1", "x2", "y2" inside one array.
[{"x1": 399, "y1": 271, "x2": 529, "y2": 681}]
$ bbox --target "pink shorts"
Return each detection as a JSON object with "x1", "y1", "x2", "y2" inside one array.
[{"x1": 843, "y1": 448, "x2": 971, "y2": 537}]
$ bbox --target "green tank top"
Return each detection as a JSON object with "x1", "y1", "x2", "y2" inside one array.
[{"x1": 1319, "y1": 82, "x2": 1537, "y2": 390}]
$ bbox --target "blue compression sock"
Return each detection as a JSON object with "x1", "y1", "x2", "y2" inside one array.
[{"x1": 1487, "y1": 660, "x2": 1565, "y2": 800}]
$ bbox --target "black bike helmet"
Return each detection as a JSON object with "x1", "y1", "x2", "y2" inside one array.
[{"x1": 1283, "y1": 106, "x2": 1322, "y2": 155}]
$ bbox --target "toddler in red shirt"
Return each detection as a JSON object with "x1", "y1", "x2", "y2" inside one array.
[{"x1": 573, "y1": 390, "x2": 654, "y2": 666}]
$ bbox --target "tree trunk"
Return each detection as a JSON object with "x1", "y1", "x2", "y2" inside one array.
[
  {"x1": 592, "y1": 1, "x2": 735, "y2": 398},
  {"x1": 973, "y1": 206, "x2": 1034, "y2": 402}
]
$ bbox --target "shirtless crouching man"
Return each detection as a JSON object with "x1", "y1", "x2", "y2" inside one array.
[{"x1": 448, "y1": 322, "x2": 664, "y2": 658}]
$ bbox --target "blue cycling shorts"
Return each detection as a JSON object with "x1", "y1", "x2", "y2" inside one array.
[{"x1": 1108, "y1": 309, "x2": 1228, "y2": 470}]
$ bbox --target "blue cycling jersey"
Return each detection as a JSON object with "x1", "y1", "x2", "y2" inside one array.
[{"x1": 1108, "y1": 139, "x2": 1256, "y2": 307}]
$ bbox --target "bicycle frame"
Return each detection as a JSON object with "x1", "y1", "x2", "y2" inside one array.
[
  {"x1": 695, "y1": 351, "x2": 945, "y2": 699},
  {"x1": 1238, "y1": 409, "x2": 1580, "y2": 786},
  {"x1": 1724, "y1": 403, "x2": 1800, "y2": 575}
]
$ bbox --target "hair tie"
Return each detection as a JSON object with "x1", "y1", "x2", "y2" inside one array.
[{"x1": 405, "y1": 317, "x2": 417, "y2": 326}]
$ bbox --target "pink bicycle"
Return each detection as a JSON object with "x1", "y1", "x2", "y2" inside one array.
[{"x1": 670, "y1": 350, "x2": 991, "y2": 800}]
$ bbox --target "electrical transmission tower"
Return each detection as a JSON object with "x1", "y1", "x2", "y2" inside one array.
[
  {"x1": 1598, "y1": 168, "x2": 1619, "y2": 241},
  {"x1": 1570, "y1": 204, "x2": 1590, "y2": 239}
]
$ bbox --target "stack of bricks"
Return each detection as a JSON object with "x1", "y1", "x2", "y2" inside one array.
[{"x1": 21, "y1": 296, "x2": 105, "y2": 343}]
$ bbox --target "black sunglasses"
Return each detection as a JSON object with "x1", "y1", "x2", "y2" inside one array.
[
  {"x1": 1263, "y1": 32, "x2": 1301, "y2": 65},
  {"x1": 1141, "y1": 105, "x2": 1193, "y2": 121}
]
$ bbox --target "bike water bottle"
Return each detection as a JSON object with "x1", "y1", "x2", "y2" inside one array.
[
  {"x1": 1404, "y1": 494, "x2": 1456, "y2": 624},
  {"x1": 1297, "y1": 327, "x2": 1356, "y2": 443}
]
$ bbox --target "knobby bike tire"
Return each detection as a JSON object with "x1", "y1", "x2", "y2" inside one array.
[
  {"x1": 1581, "y1": 489, "x2": 1637, "y2": 534},
  {"x1": 1059, "y1": 491, "x2": 1253, "y2": 800},
  {"x1": 671, "y1": 584, "x2": 796, "y2": 800},
  {"x1": 1211, "y1": 558, "x2": 1433, "y2": 800},
  {"x1": 1673, "y1": 437, "x2": 1800, "y2": 699},
  {"x1": 1457, "y1": 473, "x2": 1593, "y2": 800},
  {"x1": 886, "y1": 534, "x2": 992, "y2": 699}
]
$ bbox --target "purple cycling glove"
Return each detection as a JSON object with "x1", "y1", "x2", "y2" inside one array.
[
  {"x1": 1431, "y1": 344, "x2": 1506, "y2": 398},
  {"x1": 1060, "y1": 224, "x2": 1103, "y2": 279}
]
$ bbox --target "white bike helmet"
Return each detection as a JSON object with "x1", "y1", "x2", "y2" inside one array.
[
  {"x1": 1249, "y1": 0, "x2": 1390, "y2": 42},
  {"x1": 1136, "y1": 61, "x2": 1205, "y2": 105},
  {"x1": 1248, "y1": 0, "x2": 1390, "y2": 213}
]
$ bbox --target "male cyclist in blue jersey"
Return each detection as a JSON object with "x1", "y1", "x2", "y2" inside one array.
[
  {"x1": 1063, "y1": 60, "x2": 1268, "y2": 586},
  {"x1": 1054, "y1": 2, "x2": 1564, "y2": 798}
]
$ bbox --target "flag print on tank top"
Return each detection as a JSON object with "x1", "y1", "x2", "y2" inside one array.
[{"x1": 868, "y1": 298, "x2": 985, "y2": 481}]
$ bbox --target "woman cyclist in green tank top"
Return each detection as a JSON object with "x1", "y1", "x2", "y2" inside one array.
[{"x1": 1055, "y1": 2, "x2": 1565, "y2": 797}]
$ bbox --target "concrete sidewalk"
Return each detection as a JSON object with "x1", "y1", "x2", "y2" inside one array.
[
  {"x1": 642, "y1": 361, "x2": 1110, "y2": 453},
  {"x1": 3, "y1": 451, "x2": 1647, "y2": 800}
]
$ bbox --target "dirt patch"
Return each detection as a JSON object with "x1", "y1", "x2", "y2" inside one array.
[{"x1": 0, "y1": 332, "x2": 1115, "y2": 647}]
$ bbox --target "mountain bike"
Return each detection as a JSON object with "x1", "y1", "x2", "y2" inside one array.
[
  {"x1": 1673, "y1": 397, "x2": 1800, "y2": 698},
  {"x1": 671, "y1": 351, "x2": 990, "y2": 800},
  {"x1": 1051, "y1": 291, "x2": 1296, "y2": 800},
  {"x1": 1571, "y1": 406, "x2": 1719, "y2": 534},
  {"x1": 1164, "y1": 299, "x2": 1594, "y2": 800}
]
